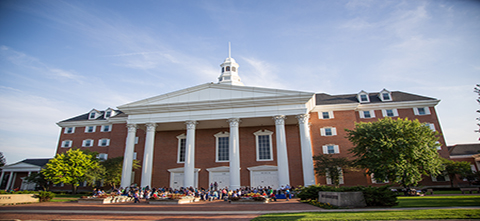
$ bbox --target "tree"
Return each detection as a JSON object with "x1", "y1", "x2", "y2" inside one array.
[
  {"x1": 475, "y1": 84, "x2": 480, "y2": 140},
  {"x1": 24, "y1": 172, "x2": 49, "y2": 191},
  {"x1": 442, "y1": 158, "x2": 473, "y2": 188},
  {"x1": 0, "y1": 152, "x2": 6, "y2": 168},
  {"x1": 42, "y1": 148, "x2": 100, "y2": 194},
  {"x1": 346, "y1": 118, "x2": 444, "y2": 189},
  {"x1": 313, "y1": 154, "x2": 356, "y2": 188},
  {"x1": 101, "y1": 157, "x2": 140, "y2": 189}
]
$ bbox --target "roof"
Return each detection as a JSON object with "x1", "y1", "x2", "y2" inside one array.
[
  {"x1": 315, "y1": 91, "x2": 437, "y2": 105},
  {"x1": 448, "y1": 143, "x2": 480, "y2": 156},
  {"x1": 21, "y1": 158, "x2": 51, "y2": 167},
  {"x1": 58, "y1": 109, "x2": 123, "y2": 123}
]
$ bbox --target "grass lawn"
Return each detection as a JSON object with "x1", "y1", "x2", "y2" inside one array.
[
  {"x1": 395, "y1": 195, "x2": 480, "y2": 207},
  {"x1": 253, "y1": 209, "x2": 480, "y2": 221}
]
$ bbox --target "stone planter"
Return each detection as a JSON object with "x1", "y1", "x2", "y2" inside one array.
[
  {"x1": 0, "y1": 194, "x2": 39, "y2": 205},
  {"x1": 78, "y1": 196, "x2": 134, "y2": 204},
  {"x1": 230, "y1": 198, "x2": 269, "y2": 204},
  {"x1": 318, "y1": 191, "x2": 366, "y2": 208},
  {"x1": 148, "y1": 197, "x2": 197, "y2": 204}
]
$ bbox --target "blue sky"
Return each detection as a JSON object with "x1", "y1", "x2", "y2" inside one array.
[{"x1": 1, "y1": 0, "x2": 479, "y2": 164}]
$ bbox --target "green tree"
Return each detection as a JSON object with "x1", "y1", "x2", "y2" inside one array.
[
  {"x1": 346, "y1": 118, "x2": 444, "y2": 189},
  {"x1": 42, "y1": 148, "x2": 100, "y2": 194},
  {"x1": 313, "y1": 154, "x2": 356, "y2": 188},
  {"x1": 0, "y1": 152, "x2": 6, "y2": 168},
  {"x1": 101, "y1": 157, "x2": 140, "y2": 189},
  {"x1": 24, "y1": 172, "x2": 49, "y2": 191},
  {"x1": 442, "y1": 158, "x2": 473, "y2": 188}
]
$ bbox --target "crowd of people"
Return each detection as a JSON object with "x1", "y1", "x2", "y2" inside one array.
[{"x1": 101, "y1": 184, "x2": 295, "y2": 203}]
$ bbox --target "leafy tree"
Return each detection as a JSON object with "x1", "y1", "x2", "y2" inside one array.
[
  {"x1": 475, "y1": 84, "x2": 480, "y2": 140},
  {"x1": 346, "y1": 118, "x2": 444, "y2": 189},
  {"x1": 0, "y1": 152, "x2": 6, "y2": 168},
  {"x1": 42, "y1": 148, "x2": 100, "y2": 194},
  {"x1": 442, "y1": 158, "x2": 473, "y2": 188},
  {"x1": 101, "y1": 157, "x2": 140, "y2": 189},
  {"x1": 24, "y1": 172, "x2": 49, "y2": 191},
  {"x1": 313, "y1": 154, "x2": 356, "y2": 188}
]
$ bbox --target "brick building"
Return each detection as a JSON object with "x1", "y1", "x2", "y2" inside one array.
[{"x1": 55, "y1": 54, "x2": 451, "y2": 190}]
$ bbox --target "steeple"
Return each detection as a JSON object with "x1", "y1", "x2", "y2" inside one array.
[{"x1": 218, "y1": 42, "x2": 244, "y2": 86}]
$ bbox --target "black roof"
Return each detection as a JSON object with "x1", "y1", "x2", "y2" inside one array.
[
  {"x1": 315, "y1": 91, "x2": 437, "y2": 105},
  {"x1": 59, "y1": 109, "x2": 124, "y2": 123},
  {"x1": 21, "y1": 158, "x2": 51, "y2": 167},
  {"x1": 448, "y1": 143, "x2": 480, "y2": 156}
]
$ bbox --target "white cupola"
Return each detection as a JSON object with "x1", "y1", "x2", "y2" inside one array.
[{"x1": 218, "y1": 43, "x2": 244, "y2": 86}]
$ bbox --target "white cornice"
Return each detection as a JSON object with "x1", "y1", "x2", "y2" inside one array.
[
  {"x1": 313, "y1": 99, "x2": 439, "y2": 112},
  {"x1": 57, "y1": 116, "x2": 127, "y2": 127}
]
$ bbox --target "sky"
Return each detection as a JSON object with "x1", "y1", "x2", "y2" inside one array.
[{"x1": 0, "y1": 0, "x2": 479, "y2": 164}]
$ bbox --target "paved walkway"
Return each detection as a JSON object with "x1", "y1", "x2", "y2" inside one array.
[{"x1": 0, "y1": 199, "x2": 479, "y2": 221}]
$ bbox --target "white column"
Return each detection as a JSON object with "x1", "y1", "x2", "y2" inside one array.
[
  {"x1": 228, "y1": 118, "x2": 241, "y2": 190},
  {"x1": 274, "y1": 115, "x2": 290, "y2": 187},
  {"x1": 0, "y1": 171, "x2": 4, "y2": 188},
  {"x1": 296, "y1": 114, "x2": 316, "y2": 186},
  {"x1": 184, "y1": 120, "x2": 197, "y2": 188},
  {"x1": 121, "y1": 124, "x2": 137, "y2": 188},
  {"x1": 5, "y1": 171, "x2": 14, "y2": 191},
  {"x1": 141, "y1": 123, "x2": 157, "y2": 188}
]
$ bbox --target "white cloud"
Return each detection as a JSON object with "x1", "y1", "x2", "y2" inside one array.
[{"x1": 241, "y1": 57, "x2": 286, "y2": 89}]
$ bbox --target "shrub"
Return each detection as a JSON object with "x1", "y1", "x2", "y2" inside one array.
[
  {"x1": 296, "y1": 185, "x2": 398, "y2": 207},
  {"x1": 301, "y1": 199, "x2": 339, "y2": 209},
  {"x1": 34, "y1": 191, "x2": 56, "y2": 202}
]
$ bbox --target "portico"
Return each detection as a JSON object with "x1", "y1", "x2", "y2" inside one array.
[{"x1": 117, "y1": 82, "x2": 317, "y2": 190}]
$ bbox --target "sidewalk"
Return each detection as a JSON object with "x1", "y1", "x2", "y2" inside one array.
[{"x1": 0, "y1": 199, "x2": 479, "y2": 221}]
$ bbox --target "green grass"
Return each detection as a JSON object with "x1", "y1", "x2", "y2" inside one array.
[
  {"x1": 253, "y1": 209, "x2": 480, "y2": 220},
  {"x1": 395, "y1": 195, "x2": 480, "y2": 207},
  {"x1": 50, "y1": 198, "x2": 78, "y2": 202}
]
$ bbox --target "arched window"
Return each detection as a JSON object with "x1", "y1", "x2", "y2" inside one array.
[
  {"x1": 221, "y1": 67, "x2": 224, "y2": 73},
  {"x1": 226, "y1": 66, "x2": 230, "y2": 71},
  {"x1": 232, "y1": 67, "x2": 236, "y2": 72}
]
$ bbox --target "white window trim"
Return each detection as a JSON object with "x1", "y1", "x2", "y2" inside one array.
[
  {"x1": 64, "y1": 127, "x2": 75, "y2": 134},
  {"x1": 320, "y1": 127, "x2": 337, "y2": 136},
  {"x1": 98, "y1": 138, "x2": 110, "y2": 147},
  {"x1": 322, "y1": 144, "x2": 340, "y2": 154},
  {"x1": 431, "y1": 173, "x2": 450, "y2": 182},
  {"x1": 101, "y1": 125, "x2": 112, "y2": 132},
  {"x1": 371, "y1": 174, "x2": 389, "y2": 184},
  {"x1": 379, "y1": 89, "x2": 392, "y2": 102},
  {"x1": 85, "y1": 126, "x2": 96, "y2": 133},
  {"x1": 414, "y1": 107, "x2": 431, "y2": 116},
  {"x1": 318, "y1": 111, "x2": 334, "y2": 120},
  {"x1": 97, "y1": 153, "x2": 108, "y2": 161},
  {"x1": 88, "y1": 110, "x2": 100, "y2": 120},
  {"x1": 424, "y1": 123, "x2": 436, "y2": 131},
  {"x1": 357, "y1": 91, "x2": 370, "y2": 103},
  {"x1": 82, "y1": 139, "x2": 94, "y2": 147},
  {"x1": 326, "y1": 167, "x2": 344, "y2": 185},
  {"x1": 381, "y1": 109, "x2": 399, "y2": 117},
  {"x1": 61, "y1": 140, "x2": 72, "y2": 148},
  {"x1": 214, "y1": 131, "x2": 230, "y2": 162},
  {"x1": 176, "y1": 134, "x2": 186, "y2": 163},
  {"x1": 254, "y1": 130, "x2": 274, "y2": 161},
  {"x1": 359, "y1": 110, "x2": 376, "y2": 119}
]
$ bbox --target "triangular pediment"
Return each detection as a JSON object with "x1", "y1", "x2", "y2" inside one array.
[
  {"x1": 1, "y1": 162, "x2": 43, "y2": 171},
  {"x1": 118, "y1": 83, "x2": 315, "y2": 115}
]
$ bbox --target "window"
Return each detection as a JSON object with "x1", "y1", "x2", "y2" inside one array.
[
  {"x1": 382, "y1": 109, "x2": 398, "y2": 117},
  {"x1": 323, "y1": 145, "x2": 339, "y2": 154},
  {"x1": 432, "y1": 173, "x2": 450, "y2": 182},
  {"x1": 89, "y1": 111, "x2": 97, "y2": 119},
  {"x1": 320, "y1": 127, "x2": 337, "y2": 136},
  {"x1": 382, "y1": 93, "x2": 391, "y2": 101},
  {"x1": 64, "y1": 127, "x2": 75, "y2": 134},
  {"x1": 414, "y1": 107, "x2": 431, "y2": 115},
  {"x1": 97, "y1": 153, "x2": 108, "y2": 161},
  {"x1": 133, "y1": 152, "x2": 137, "y2": 160},
  {"x1": 371, "y1": 174, "x2": 389, "y2": 184},
  {"x1": 177, "y1": 134, "x2": 186, "y2": 163},
  {"x1": 379, "y1": 89, "x2": 392, "y2": 102},
  {"x1": 254, "y1": 130, "x2": 274, "y2": 161},
  {"x1": 214, "y1": 132, "x2": 229, "y2": 162},
  {"x1": 424, "y1": 123, "x2": 436, "y2": 131},
  {"x1": 82, "y1": 139, "x2": 94, "y2": 147},
  {"x1": 101, "y1": 125, "x2": 111, "y2": 132},
  {"x1": 359, "y1": 110, "x2": 375, "y2": 119},
  {"x1": 105, "y1": 111, "x2": 112, "y2": 118},
  {"x1": 85, "y1": 126, "x2": 96, "y2": 133},
  {"x1": 99, "y1": 139, "x2": 110, "y2": 147},
  {"x1": 319, "y1": 111, "x2": 334, "y2": 119},
  {"x1": 61, "y1": 140, "x2": 72, "y2": 148},
  {"x1": 358, "y1": 91, "x2": 370, "y2": 103},
  {"x1": 226, "y1": 66, "x2": 230, "y2": 71},
  {"x1": 326, "y1": 167, "x2": 344, "y2": 185},
  {"x1": 232, "y1": 67, "x2": 236, "y2": 72}
]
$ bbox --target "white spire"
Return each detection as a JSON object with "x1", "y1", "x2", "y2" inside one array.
[{"x1": 218, "y1": 43, "x2": 244, "y2": 86}]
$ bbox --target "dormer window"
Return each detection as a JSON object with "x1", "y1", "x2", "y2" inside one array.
[
  {"x1": 88, "y1": 109, "x2": 100, "y2": 120},
  {"x1": 105, "y1": 111, "x2": 112, "y2": 118},
  {"x1": 357, "y1": 91, "x2": 370, "y2": 103},
  {"x1": 379, "y1": 89, "x2": 392, "y2": 102},
  {"x1": 89, "y1": 112, "x2": 96, "y2": 119}
]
